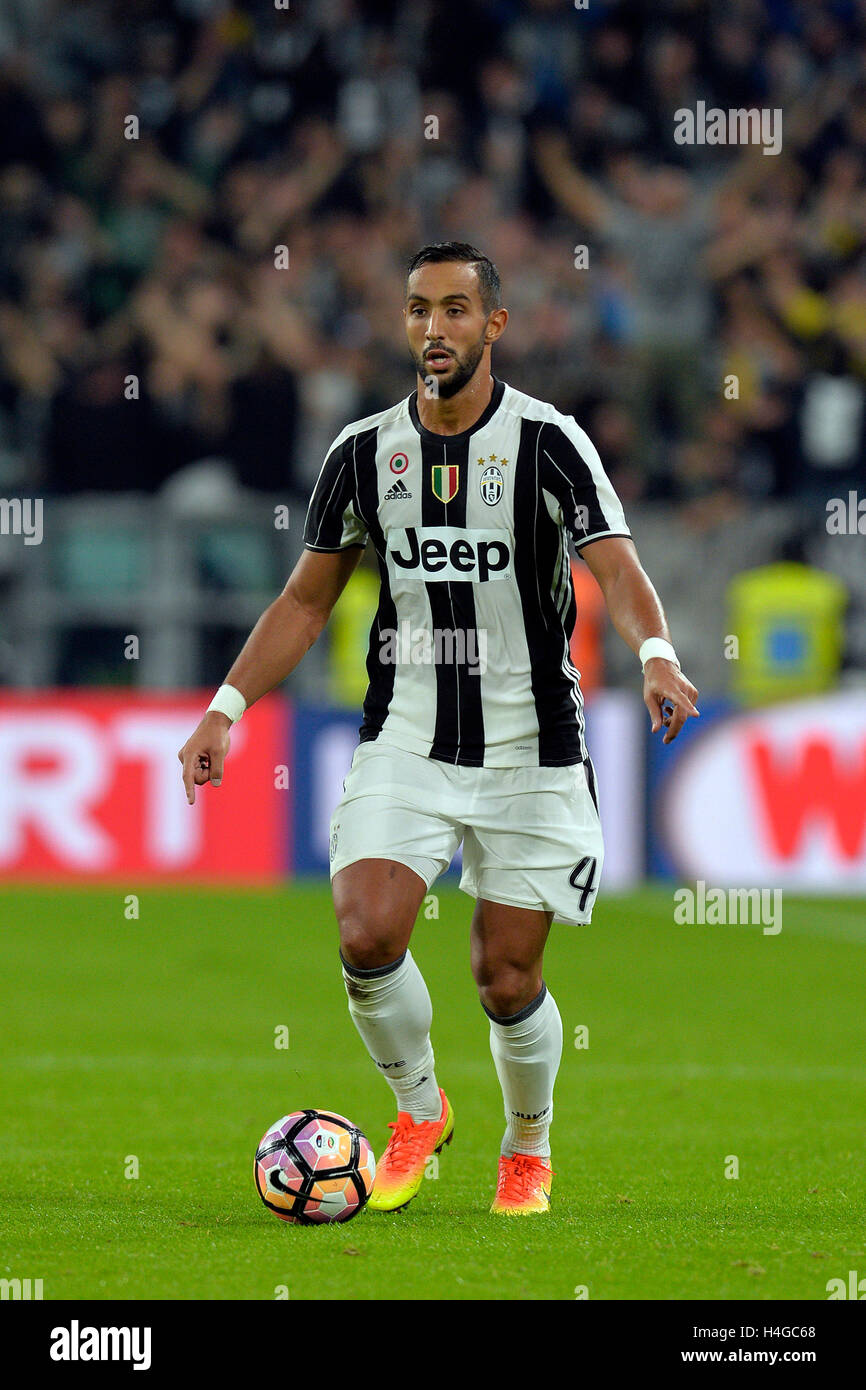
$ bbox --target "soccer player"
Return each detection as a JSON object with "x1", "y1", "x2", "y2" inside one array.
[{"x1": 178, "y1": 242, "x2": 699, "y2": 1215}]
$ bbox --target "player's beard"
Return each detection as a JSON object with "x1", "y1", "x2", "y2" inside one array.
[{"x1": 411, "y1": 327, "x2": 488, "y2": 400}]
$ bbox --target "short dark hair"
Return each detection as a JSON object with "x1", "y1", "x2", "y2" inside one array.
[{"x1": 406, "y1": 242, "x2": 501, "y2": 317}]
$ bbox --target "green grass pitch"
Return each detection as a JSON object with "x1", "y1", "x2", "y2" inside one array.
[{"x1": 1, "y1": 884, "x2": 863, "y2": 1301}]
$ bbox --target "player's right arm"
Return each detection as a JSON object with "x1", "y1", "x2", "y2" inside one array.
[{"x1": 177, "y1": 545, "x2": 363, "y2": 804}]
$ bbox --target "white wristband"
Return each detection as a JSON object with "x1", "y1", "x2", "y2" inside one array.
[
  {"x1": 639, "y1": 637, "x2": 680, "y2": 673},
  {"x1": 207, "y1": 684, "x2": 246, "y2": 723}
]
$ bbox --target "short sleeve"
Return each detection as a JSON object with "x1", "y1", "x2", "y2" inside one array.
[
  {"x1": 303, "y1": 436, "x2": 368, "y2": 552},
  {"x1": 540, "y1": 417, "x2": 631, "y2": 551}
]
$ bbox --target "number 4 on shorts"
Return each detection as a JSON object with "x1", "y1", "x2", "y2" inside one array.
[{"x1": 568, "y1": 856, "x2": 598, "y2": 914}]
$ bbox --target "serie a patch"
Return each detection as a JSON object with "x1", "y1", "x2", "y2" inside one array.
[{"x1": 431, "y1": 463, "x2": 459, "y2": 503}]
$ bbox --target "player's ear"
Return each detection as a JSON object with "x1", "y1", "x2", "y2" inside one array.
[{"x1": 485, "y1": 307, "x2": 508, "y2": 342}]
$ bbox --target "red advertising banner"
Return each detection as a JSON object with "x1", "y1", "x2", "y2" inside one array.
[
  {"x1": 659, "y1": 690, "x2": 866, "y2": 890},
  {"x1": 0, "y1": 692, "x2": 289, "y2": 882}
]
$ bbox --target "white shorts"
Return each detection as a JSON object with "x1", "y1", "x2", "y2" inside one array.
[{"x1": 328, "y1": 741, "x2": 604, "y2": 925}]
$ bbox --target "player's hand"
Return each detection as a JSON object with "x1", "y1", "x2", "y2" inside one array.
[
  {"x1": 643, "y1": 659, "x2": 700, "y2": 744},
  {"x1": 177, "y1": 712, "x2": 232, "y2": 804}
]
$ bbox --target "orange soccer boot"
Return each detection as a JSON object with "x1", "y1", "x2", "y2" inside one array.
[
  {"x1": 490, "y1": 1153, "x2": 554, "y2": 1214},
  {"x1": 366, "y1": 1088, "x2": 454, "y2": 1212}
]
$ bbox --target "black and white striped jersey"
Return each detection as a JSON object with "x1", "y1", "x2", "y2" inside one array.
[{"x1": 303, "y1": 376, "x2": 630, "y2": 767}]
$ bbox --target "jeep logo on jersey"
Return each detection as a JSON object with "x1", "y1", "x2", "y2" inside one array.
[
  {"x1": 388, "y1": 527, "x2": 511, "y2": 582},
  {"x1": 479, "y1": 464, "x2": 503, "y2": 505}
]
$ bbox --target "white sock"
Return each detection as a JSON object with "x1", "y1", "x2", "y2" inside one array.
[
  {"x1": 486, "y1": 984, "x2": 562, "y2": 1159},
  {"x1": 341, "y1": 948, "x2": 442, "y2": 1122}
]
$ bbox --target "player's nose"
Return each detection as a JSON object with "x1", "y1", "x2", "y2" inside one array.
[{"x1": 424, "y1": 310, "x2": 450, "y2": 339}]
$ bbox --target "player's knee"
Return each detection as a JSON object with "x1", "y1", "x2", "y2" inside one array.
[
  {"x1": 475, "y1": 964, "x2": 541, "y2": 1020},
  {"x1": 337, "y1": 901, "x2": 406, "y2": 971}
]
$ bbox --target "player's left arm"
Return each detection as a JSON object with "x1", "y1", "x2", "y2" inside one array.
[{"x1": 579, "y1": 535, "x2": 700, "y2": 744}]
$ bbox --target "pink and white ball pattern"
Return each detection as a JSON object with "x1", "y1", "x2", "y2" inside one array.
[{"x1": 255, "y1": 1110, "x2": 376, "y2": 1224}]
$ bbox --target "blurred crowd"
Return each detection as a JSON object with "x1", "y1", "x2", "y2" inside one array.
[{"x1": 0, "y1": 0, "x2": 865, "y2": 520}]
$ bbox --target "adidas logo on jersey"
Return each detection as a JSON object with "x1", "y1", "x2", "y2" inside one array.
[{"x1": 383, "y1": 479, "x2": 413, "y2": 501}]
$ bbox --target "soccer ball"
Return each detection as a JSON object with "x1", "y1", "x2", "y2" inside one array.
[{"x1": 254, "y1": 1110, "x2": 376, "y2": 1224}]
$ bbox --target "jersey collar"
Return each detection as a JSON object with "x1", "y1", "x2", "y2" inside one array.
[{"x1": 408, "y1": 375, "x2": 506, "y2": 444}]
